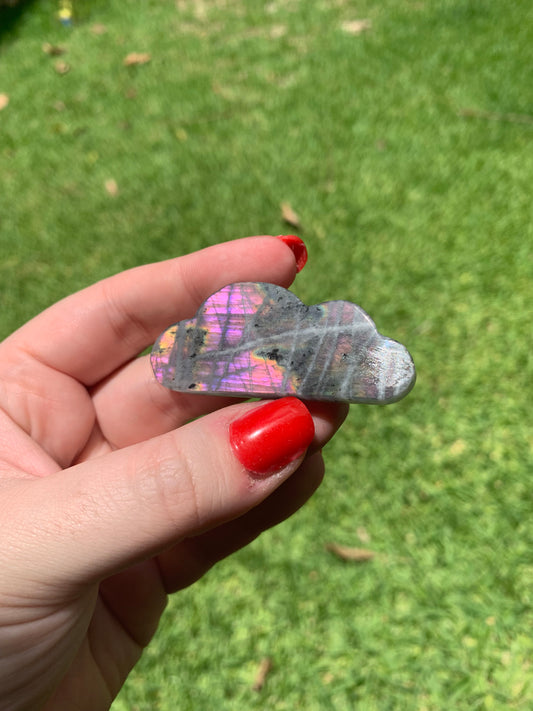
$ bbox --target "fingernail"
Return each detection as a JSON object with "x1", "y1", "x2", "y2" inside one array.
[
  {"x1": 230, "y1": 397, "x2": 315, "y2": 476},
  {"x1": 275, "y1": 235, "x2": 308, "y2": 272}
]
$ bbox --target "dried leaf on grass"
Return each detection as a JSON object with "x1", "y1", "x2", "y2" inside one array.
[
  {"x1": 281, "y1": 202, "x2": 301, "y2": 229},
  {"x1": 42, "y1": 43, "x2": 66, "y2": 56},
  {"x1": 0, "y1": 94, "x2": 9, "y2": 111},
  {"x1": 91, "y1": 23, "x2": 107, "y2": 35},
  {"x1": 105, "y1": 179, "x2": 119, "y2": 197},
  {"x1": 252, "y1": 657, "x2": 272, "y2": 692},
  {"x1": 341, "y1": 19, "x2": 372, "y2": 35},
  {"x1": 124, "y1": 52, "x2": 151, "y2": 67},
  {"x1": 325, "y1": 543, "x2": 375, "y2": 562},
  {"x1": 54, "y1": 61, "x2": 70, "y2": 75}
]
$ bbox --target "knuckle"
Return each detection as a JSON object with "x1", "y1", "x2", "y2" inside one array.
[
  {"x1": 101, "y1": 280, "x2": 153, "y2": 352},
  {"x1": 135, "y1": 435, "x2": 204, "y2": 535}
]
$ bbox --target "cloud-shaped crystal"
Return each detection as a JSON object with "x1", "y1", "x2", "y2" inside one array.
[{"x1": 151, "y1": 282, "x2": 416, "y2": 404}]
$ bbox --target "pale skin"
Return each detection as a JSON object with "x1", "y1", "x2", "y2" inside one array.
[{"x1": 0, "y1": 236, "x2": 348, "y2": 711}]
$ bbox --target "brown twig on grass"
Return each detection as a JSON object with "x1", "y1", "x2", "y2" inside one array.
[
  {"x1": 458, "y1": 108, "x2": 533, "y2": 125},
  {"x1": 325, "y1": 543, "x2": 376, "y2": 562},
  {"x1": 252, "y1": 657, "x2": 273, "y2": 692}
]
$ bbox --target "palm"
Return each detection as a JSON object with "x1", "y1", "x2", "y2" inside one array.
[{"x1": 12, "y1": 370, "x2": 170, "y2": 709}]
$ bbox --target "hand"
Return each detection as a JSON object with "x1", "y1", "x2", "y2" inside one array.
[{"x1": 0, "y1": 236, "x2": 348, "y2": 711}]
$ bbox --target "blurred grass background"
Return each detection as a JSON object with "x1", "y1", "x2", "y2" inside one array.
[{"x1": 1, "y1": 0, "x2": 532, "y2": 709}]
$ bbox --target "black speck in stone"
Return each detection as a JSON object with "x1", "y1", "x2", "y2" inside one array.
[
  {"x1": 257, "y1": 347, "x2": 284, "y2": 364},
  {"x1": 268, "y1": 348, "x2": 283, "y2": 363}
]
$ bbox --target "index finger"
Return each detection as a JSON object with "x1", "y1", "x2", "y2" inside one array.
[{"x1": 2, "y1": 236, "x2": 300, "y2": 386}]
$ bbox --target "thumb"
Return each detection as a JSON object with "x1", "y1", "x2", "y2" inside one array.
[{"x1": 6, "y1": 398, "x2": 315, "y2": 590}]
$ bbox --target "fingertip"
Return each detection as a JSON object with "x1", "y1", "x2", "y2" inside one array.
[
  {"x1": 305, "y1": 401, "x2": 350, "y2": 452},
  {"x1": 274, "y1": 235, "x2": 308, "y2": 272},
  {"x1": 229, "y1": 398, "x2": 314, "y2": 477}
]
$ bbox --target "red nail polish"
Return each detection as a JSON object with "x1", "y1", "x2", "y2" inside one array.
[
  {"x1": 275, "y1": 235, "x2": 308, "y2": 273},
  {"x1": 230, "y1": 398, "x2": 315, "y2": 476}
]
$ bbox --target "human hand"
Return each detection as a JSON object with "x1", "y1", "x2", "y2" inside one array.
[{"x1": 0, "y1": 236, "x2": 348, "y2": 711}]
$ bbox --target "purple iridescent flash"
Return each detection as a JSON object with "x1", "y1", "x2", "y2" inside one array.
[{"x1": 150, "y1": 282, "x2": 416, "y2": 404}]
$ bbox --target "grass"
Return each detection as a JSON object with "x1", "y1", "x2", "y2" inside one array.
[{"x1": 1, "y1": 0, "x2": 533, "y2": 709}]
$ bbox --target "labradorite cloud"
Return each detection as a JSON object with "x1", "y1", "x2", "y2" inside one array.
[{"x1": 151, "y1": 282, "x2": 416, "y2": 404}]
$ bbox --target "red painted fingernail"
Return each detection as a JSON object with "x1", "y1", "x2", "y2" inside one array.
[
  {"x1": 229, "y1": 397, "x2": 315, "y2": 476},
  {"x1": 275, "y1": 235, "x2": 308, "y2": 272}
]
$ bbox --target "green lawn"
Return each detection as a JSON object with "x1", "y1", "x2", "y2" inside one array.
[{"x1": 1, "y1": 1, "x2": 533, "y2": 709}]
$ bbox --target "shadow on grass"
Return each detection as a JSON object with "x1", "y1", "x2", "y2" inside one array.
[{"x1": 0, "y1": 0, "x2": 39, "y2": 44}]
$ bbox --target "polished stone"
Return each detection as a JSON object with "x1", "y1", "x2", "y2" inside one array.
[{"x1": 151, "y1": 282, "x2": 416, "y2": 404}]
